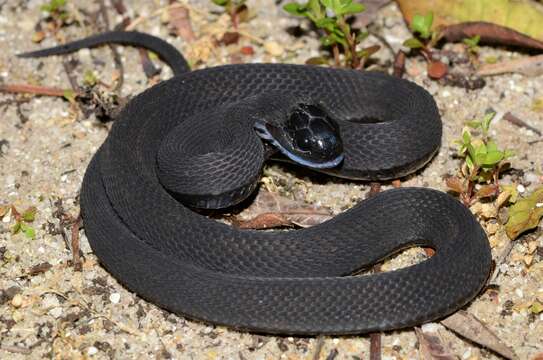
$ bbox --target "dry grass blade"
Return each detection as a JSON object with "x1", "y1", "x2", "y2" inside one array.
[
  {"x1": 415, "y1": 328, "x2": 457, "y2": 359},
  {"x1": 440, "y1": 311, "x2": 518, "y2": 360},
  {"x1": 477, "y1": 54, "x2": 543, "y2": 77},
  {"x1": 234, "y1": 190, "x2": 333, "y2": 229}
]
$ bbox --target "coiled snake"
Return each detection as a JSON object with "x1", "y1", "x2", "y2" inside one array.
[{"x1": 19, "y1": 31, "x2": 491, "y2": 334}]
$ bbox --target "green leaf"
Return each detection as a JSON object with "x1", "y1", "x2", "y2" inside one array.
[
  {"x1": 83, "y1": 70, "x2": 97, "y2": 87},
  {"x1": 482, "y1": 111, "x2": 495, "y2": 133},
  {"x1": 466, "y1": 120, "x2": 481, "y2": 129},
  {"x1": 283, "y1": 2, "x2": 307, "y2": 16},
  {"x1": 486, "y1": 140, "x2": 498, "y2": 153},
  {"x1": 529, "y1": 301, "x2": 543, "y2": 314},
  {"x1": 337, "y1": 2, "x2": 364, "y2": 15},
  {"x1": 308, "y1": 0, "x2": 322, "y2": 17},
  {"x1": 403, "y1": 37, "x2": 424, "y2": 49},
  {"x1": 319, "y1": 0, "x2": 365, "y2": 16},
  {"x1": 411, "y1": 12, "x2": 433, "y2": 39},
  {"x1": 41, "y1": 0, "x2": 66, "y2": 12},
  {"x1": 466, "y1": 143, "x2": 477, "y2": 163},
  {"x1": 11, "y1": 221, "x2": 21, "y2": 235},
  {"x1": 315, "y1": 17, "x2": 337, "y2": 31},
  {"x1": 20, "y1": 223, "x2": 36, "y2": 240},
  {"x1": 462, "y1": 130, "x2": 471, "y2": 144},
  {"x1": 320, "y1": 34, "x2": 338, "y2": 46},
  {"x1": 212, "y1": 0, "x2": 229, "y2": 6},
  {"x1": 463, "y1": 34, "x2": 480, "y2": 47},
  {"x1": 320, "y1": 0, "x2": 334, "y2": 10},
  {"x1": 465, "y1": 154, "x2": 474, "y2": 170},
  {"x1": 22, "y1": 206, "x2": 37, "y2": 222},
  {"x1": 475, "y1": 142, "x2": 487, "y2": 155},
  {"x1": 63, "y1": 89, "x2": 76, "y2": 103},
  {"x1": 505, "y1": 187, "x2": 543, "y2": 239},
  {"x1": 482, "y1": 151, "x2": 504, "y2": 165}
]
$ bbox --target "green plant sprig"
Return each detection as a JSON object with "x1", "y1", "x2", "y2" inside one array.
[
  {"x1": 41, "y1": 0, "x2": 70, "y2": 23},
  {"x1": 403, "y1": 12, "x2": 449, "y2": 79},
  {"x1": 447, "y1": 112, "x2": 514, "y2": 206},
  {"x1": 283, "y1": 0, "x2": 377, "y2": 68},
  {"x1": 10, "y1": 206, "x2": 37, "y2": 240}
]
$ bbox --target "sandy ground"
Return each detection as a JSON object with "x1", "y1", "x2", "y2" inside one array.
[{"x1": 1, "y1": 0, "x2": 542, "y2": 359}]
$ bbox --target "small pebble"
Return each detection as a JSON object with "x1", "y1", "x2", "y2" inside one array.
[
  {"x1": 421, "y1": 322, "x2": 440, "y2": 332},
  {"x1": 109, "y1": 292, "x2": 121, "y2": 304},
  {"x1": 525, "y1": 172, "x2": 540, "y2": 184},
  {"x1": 11, "y1": 294, "x2": 23, "y2": 308},
  {"x1": 49, "y1": 307, "x2": 63, "y2": 318},
  {"x1": 87, "y1": 346, "x2": 98, "y2": 355},
  {"x1": 264, "y1": 41, "x2": 284, "y2": 57},
  {"x1": 517, "y1": 184, "x2": 525, "y2": 193},
  {"x1": 515, "y1": 289, "x2": 523, "y2": 298}
]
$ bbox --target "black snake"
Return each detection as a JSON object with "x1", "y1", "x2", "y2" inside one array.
[{"x1": 19, "y1": 31, "x2": 492, "y2": 334}]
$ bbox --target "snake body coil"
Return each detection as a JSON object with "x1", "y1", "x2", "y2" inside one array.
[{"x1": 20, "y1": 31, "x2": 492, "y2": 334}]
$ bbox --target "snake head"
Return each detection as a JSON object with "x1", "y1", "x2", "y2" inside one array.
[{"x1": 254, "y1": 103, "x2": 344, "y2": 169}]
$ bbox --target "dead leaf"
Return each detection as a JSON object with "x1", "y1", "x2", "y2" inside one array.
[
  {"x1": 441, "y1": 22, "x2": 543, "y2": 51},
  {"x1": 504, "y1": 187, "x2": 543, "y2": 240},
  {"x1": 218, "y1": 31, "x2": 240, "y2": 46},
  {"x1": 31, "y1": 30, "x2": 46, "y2": 43},
  {"x1": 477, "y1": 54, "x2": 543, "y2": 77},
  {"x1": 397, "y1": 0, "x2": 543, "y2": 43},
  {"x1": 27, "y1": 262, "x2": 53, "y2": 276},
  {"x1": 168, "y1": 5, "x2": 196, "y2": 42},
  {"x1": 475, "y1": 184, "x2": 498, "y2": 199},
  {"x1": 445, "y1": 176, "x2": 464, "y2": 194},
  {"x1": 441, "y1": 310, "x2": 518, "y2": 360},
  {"x1": 415, "y1": 327, "x2": 457, "y2": 359},
  {"x1": 0, "y1": 204, "x2": 10, "y2": 218},
  {"x1": 234, "y1": 190, "x2": 333, "y2": 229},
  {"x1": 236, "y1": 213, "x2": 291, "y2": 229}
]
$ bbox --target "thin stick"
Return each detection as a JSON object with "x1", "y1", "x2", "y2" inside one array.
[{"x1": 0, "y1": 83, "x2": 72, "y2": 97}]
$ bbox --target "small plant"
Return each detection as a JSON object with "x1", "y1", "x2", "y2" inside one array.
[
  {"x1": 283, "y1": 0, "x2": 378, "y2": 69},
  {"x1": 41, "y1": 0, "x2": 69, "y2": 22},
  {"x1": 446, "y1": 112, "x2": 514, "y2": 206},
  {"x1": 403, "y1": 12, "x2": 448, "y2": 79},
  {"x1": 212, "y1": 0, "x2": 248, "y2": 29},
  {"x1": 37, "y1": 0, "x2": 75, "y2": 35},
  {"x1": 9, "y1": 206, "x2": 38, "y2": 240},
  {"x1": 463, "y1": 34, "x2": 481, "y2": 55}
]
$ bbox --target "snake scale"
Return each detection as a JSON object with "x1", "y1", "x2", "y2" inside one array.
[{"x1": 19, "y1": 31, "x2": 492, "y2": 334}]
